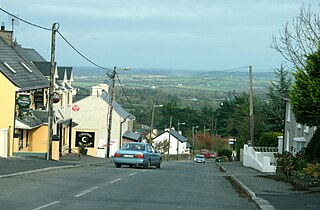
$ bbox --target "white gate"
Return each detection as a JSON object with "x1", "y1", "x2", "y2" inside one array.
[{"x1": 0, "y1": 128, "x2": 9, "y2": 158}]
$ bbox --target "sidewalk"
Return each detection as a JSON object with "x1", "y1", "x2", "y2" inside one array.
[
  {"x1": 0, "y1": 154, "x2": 112, "y2": 178},
  {"x1": 216, "y1": 161, "x2": 320, "y2": 210}
]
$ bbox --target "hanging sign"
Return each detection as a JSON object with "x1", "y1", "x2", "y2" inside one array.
[{"x1": 17, "y1": 95, "x2": 31, "y2": 109}]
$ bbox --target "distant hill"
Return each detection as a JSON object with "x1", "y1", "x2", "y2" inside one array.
[{"x1": 73, "y1": 66, "x2": 274, "y2": 78}]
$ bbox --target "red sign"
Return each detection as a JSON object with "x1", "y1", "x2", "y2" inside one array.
[{"x1": 72, "y1": 105, "x2": 80, "y2": 112}]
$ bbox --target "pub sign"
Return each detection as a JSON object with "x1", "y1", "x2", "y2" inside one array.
[{"x1": 75, "y1": 131, "x2": 95, "y2": 148}]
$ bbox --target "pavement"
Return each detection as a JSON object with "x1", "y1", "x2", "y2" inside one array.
[{"x1": 1, "y1": 156, "x2": 319, "y2": 210}]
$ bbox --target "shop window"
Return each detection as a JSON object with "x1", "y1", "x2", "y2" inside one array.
[{"x1": 19, "y1": 130, "x2": 24, "y2": 150}]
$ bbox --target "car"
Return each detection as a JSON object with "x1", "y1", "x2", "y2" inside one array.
[
  {"x1": 113, "y1": 142, "x2": 162, "y2": 169},
  {"x1": 193, "y1": 154, "x2": 206, "y2": 163}
]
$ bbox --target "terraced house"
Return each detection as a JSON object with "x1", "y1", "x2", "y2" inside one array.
[{"x1": 0, "y1": 26, "x2": 49, "y2": 158}]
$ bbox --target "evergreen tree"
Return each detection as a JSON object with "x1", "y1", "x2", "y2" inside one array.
[{"x1": 264, "y1": 64, "x2": 292, "y2": 132}]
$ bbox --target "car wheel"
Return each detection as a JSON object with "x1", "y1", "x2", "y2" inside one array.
[
  {"x1": 144, "y1": 160, "x2": 151, "y2": 169},
  {"x1": 129, "y1": 165, "x2": 133, "y2": 168},
  {"x1": 115, "y1": 164, "x2": 121, "y2": 168},
  {"x1": 156, "y1": 159, "x2": 162, "y2": 168}
]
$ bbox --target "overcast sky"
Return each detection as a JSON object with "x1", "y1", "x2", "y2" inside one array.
[{"x1": 1, "y1": 0, "x2": 319, "y2": 71}]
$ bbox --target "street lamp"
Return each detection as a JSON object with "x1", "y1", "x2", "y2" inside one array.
[
  {"x1": 149, "y1": 102, "x2": 163, "y2": 143},
  {"x1": 177, "y1": 122, "x2": 186, "y2": 159},
  {"x1": 192, "y1": 126, "x2": 198, "y2": 155}
]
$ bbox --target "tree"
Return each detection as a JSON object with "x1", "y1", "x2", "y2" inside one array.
[
  {"x1": 291, "y1": 47, "x2": 320, "y2": 162},
  {"x1": 271, "y1": 5, "x2": 320, "y2": 69},
  {"x1": 290, "y1": 47, "x2": 320, "y2": 126},
  {"x1": 264, "y1": 64, "x2": 292, "y2": 132}
]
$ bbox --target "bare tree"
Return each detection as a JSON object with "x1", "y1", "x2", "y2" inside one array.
[{"x1": 271, "y1": 5, "x2": 320, "y2": 69}]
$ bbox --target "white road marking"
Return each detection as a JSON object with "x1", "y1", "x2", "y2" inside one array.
[
  {"x1": 128, "y1": 173, "x2": 136, "y2": 176},
  {"x1": 32, "y1": 201, "x2": 60, "y2": 210},
  {"x1": 109, "y1": 178, "x2": 122, "y2": 184},
  {"x1": 74, "y1": 186, "x2": 100, "y2": 198}
]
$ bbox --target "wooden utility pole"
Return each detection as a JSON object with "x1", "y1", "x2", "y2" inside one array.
[
  {"x1": 106, "y1": 66, "x2": 117, "y2": 158},
  {"x1": 167, "y1": 116, "x2": 172, "y2": 162},
  {"x1": 47, "y1": 23, "x2": 57, "y2": 160},
  {"x1": 149, "y1": 98, "x2": 156, "y2": 143},
  {"x1": 249, "y1": 65, "x2": 254, "y2": 146}
]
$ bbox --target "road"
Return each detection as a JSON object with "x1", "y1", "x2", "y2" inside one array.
[{"x1": 0, "y1": 160, "x2": 257, "y2": 210}]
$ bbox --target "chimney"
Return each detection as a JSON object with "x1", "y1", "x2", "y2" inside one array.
[{"x1": 0, "y1": 22, "x2": 13, "y2": 46}]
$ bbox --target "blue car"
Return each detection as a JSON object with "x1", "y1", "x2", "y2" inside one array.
[{"x1": 113, "y1": 142, "x2": 162, "y2": 169}]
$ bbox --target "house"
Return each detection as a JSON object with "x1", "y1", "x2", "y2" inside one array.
[
  {"x1": 282, "y1": 97, "x2": 316, "y2": 155},
  {"x1": 0, "y1": 26, "x2": 49, "y2": 158},
  {"x1": 15, "y1": 41, "x2": 77, "y2": 159},
  {"x1": 72, "y1": 84, "x2": 137, "y2": 157},
  {"x1": 152, "y1": 129, "x2": 190, "y2": 155}
]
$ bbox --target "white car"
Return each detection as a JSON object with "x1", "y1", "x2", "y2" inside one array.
[{"x1": 193, "y1": 154, "x2": 205, "y2": 163}]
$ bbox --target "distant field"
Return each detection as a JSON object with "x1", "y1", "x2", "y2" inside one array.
[{"x1": 73, "y1": 66, "x2": 275, "y2": 108}]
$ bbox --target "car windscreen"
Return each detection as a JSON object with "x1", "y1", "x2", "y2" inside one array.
[{"x1": 121, "y1": 143, "x2": 145, "y2": 151}]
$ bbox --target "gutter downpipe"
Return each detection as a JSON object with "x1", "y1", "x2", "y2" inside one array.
[{"x1": 119, "y1": 115, "x2": 131, "y2": 148}]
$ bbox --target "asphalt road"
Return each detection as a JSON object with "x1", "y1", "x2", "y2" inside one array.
[{"x1": 0, "y1": 160, "x2": 257, "y2": 210}]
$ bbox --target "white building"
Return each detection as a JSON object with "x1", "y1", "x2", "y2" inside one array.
[
  {"x1": 71, "y1": 84, "x2": 135, "y2": 157},
  {"x1": 153, "y1": 129, "x2": 190, "y2": 155}
]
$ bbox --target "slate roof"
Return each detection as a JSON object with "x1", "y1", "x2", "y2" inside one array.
[
  {"x1": 15, "y1": 110, "x2": 48, "y2": 129},
  {"x1": 57, "y1": 66, "x2": 73, "y2": 81},
  {"x1": 101, "y1": 90, "x2": 135, "y2": 120},
  {"x1": 156, "y1": 129, "x2": 189, "y2": 143},
  {"x1": 32, "y1": 61, "x2": 52, "y2": 77},
  {"x1": 13, "y1": 42, "x2": 47, "y2": 62},
  {"x1": 0, "y1": 38, "x2": 49, "y2": 91},
  {"x1": 123, "y1": 131, "x2": 142, "y2": 141}
]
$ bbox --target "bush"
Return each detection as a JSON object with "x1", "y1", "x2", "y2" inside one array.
[{"x1": 218, "y1": 149, "x2": 232, "y2": 159}]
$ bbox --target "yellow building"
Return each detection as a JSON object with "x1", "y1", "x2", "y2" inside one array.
[{"x1": 0, "y1": 27, "x2": 50, "y2": 158}]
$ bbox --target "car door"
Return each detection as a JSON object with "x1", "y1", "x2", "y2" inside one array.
[{"x1": 146, "y1": 144, "x2": 157, "y2": 165}]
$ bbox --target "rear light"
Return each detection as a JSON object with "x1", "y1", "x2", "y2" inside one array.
[
  {"x1": 114, "y1": 153, "x2": 121, "y2": 157},
  {"x1": 135, "y1": 153, "x2": 144, "y2": 158}
]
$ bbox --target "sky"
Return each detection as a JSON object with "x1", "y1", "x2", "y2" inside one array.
[{"x1": 1, "y1": 0, "x2": 319, "y2": 72}]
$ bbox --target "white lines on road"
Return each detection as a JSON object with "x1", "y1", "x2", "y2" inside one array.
[
  {"x1": 109, "y1": 178, "x2": 122, "y2": 184},
  {"x1": 74, "y1": 186, "x2": 100, "y2": 198},
  {"x1": 128, "y1": 172, "x2": 136, "y2": 176},
  {"x1": 33, "y1": 201, "x2": 60, "y2": 210}
]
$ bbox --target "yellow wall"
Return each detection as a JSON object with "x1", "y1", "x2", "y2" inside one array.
[
  {"x1": 0, "y1": 72, "x2": 16, "y2": 156},
  {"x1": 29, "y1": 125, "x2": 49, "y2": 152}
]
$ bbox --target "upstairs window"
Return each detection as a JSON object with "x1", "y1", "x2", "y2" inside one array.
[
  {"x1": 21, "y1": 62, "x2": 33, "y2": 73},
  {"x1": 3, "y1": 62, "x2": 16, "y2": 74}
]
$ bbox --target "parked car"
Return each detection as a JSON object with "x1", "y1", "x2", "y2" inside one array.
[
  {"x1": 203, "y1": 152, "x2": 217, "y2": 159},
  {"x1": 193, "y1": 154, "x2": 206, "y2": 163},
  {"x1": 113, "y1": 142, "x2": 162, "y2": 169}
]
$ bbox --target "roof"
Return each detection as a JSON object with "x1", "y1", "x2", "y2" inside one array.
[
  {"x1": 15, "y1": 110, "x2": 48, "y2": 129},
  {"x1": 155, "y1": 129, "x2": 189, "y2": 143},
  {"x1": 13, "y1": 42, "x2": 47, "y2": 62},
  {"x1": 57, "y1": 66, "x2": 73, "y2": 81},
  {"x1": 122, "y1": 131, "x2": 142, "y2": 141},
  {"x1": 101, "y1": 91, "x2": 135, "y2": 120},
  {"x1": 0, "y1": 38, "x2": 49, "y2": 91},
  {"x1": 32, "y1": 61, "x2": 51, "y2": 77}
]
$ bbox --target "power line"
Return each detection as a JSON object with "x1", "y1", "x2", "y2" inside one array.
[
  {"x1": 57, "y1": 31, "x2": 111, "y2": 72},
  {"x1": 116, "y1": 74, "x2": 135, "y2": 111},
  {"x1": 0, "y1": 7, "x2": 111, "y2": 74},
  {"x1": 0, "y1": 8, "x2": 51, "y2": 31}
]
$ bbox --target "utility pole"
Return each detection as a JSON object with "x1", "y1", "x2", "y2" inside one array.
[
  {"x1": 149, "y1": 99, "x2": 156, "y2": 143},
  {"x1": 167, "y1": 116, "x2": 172, "y2": 162},
  {"x1": 47, "y1": 23, "x2": 58, "y2": 160},
  {"x1": 249, "y1": 65, "x2": 254, "y2": 146},
  {"x1": 106, "y1": 66, "x2": 117, "y2": 158}
]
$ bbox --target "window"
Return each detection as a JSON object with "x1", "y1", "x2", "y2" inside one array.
[
  {"x1": 19, "y1": 130, "x2": 24, "y2": 150},
  {"x1": 21, "y1": 62, "x2": 33, "y2": 73},
  {"x1": 3, "y1": 62, "x2": 16, "y2": 74}
]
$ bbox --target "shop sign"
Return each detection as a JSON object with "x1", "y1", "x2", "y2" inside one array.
[
  {"x1": 34, "y1": 91, "x2": 44, "y2": 103},
  {"x1": 75, "y1": 131, "x2": 95, "y2": 148},
  {"x1": 17, "y1": 95, "x2": 31, "y2": 109}
]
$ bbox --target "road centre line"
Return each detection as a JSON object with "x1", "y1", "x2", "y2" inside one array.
[
  {"x1": 32, "y1": 201, "x2": 60, "y2": 210},
  {"x1": 109, "y1": 178, "x2": 122, "y2": 184},
  {"x1": 74, "y1": 186, "x2": 100, "y2": 198},
  {"x1": 128, "y1": 173, "x2": 136, "y2": 176}
]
